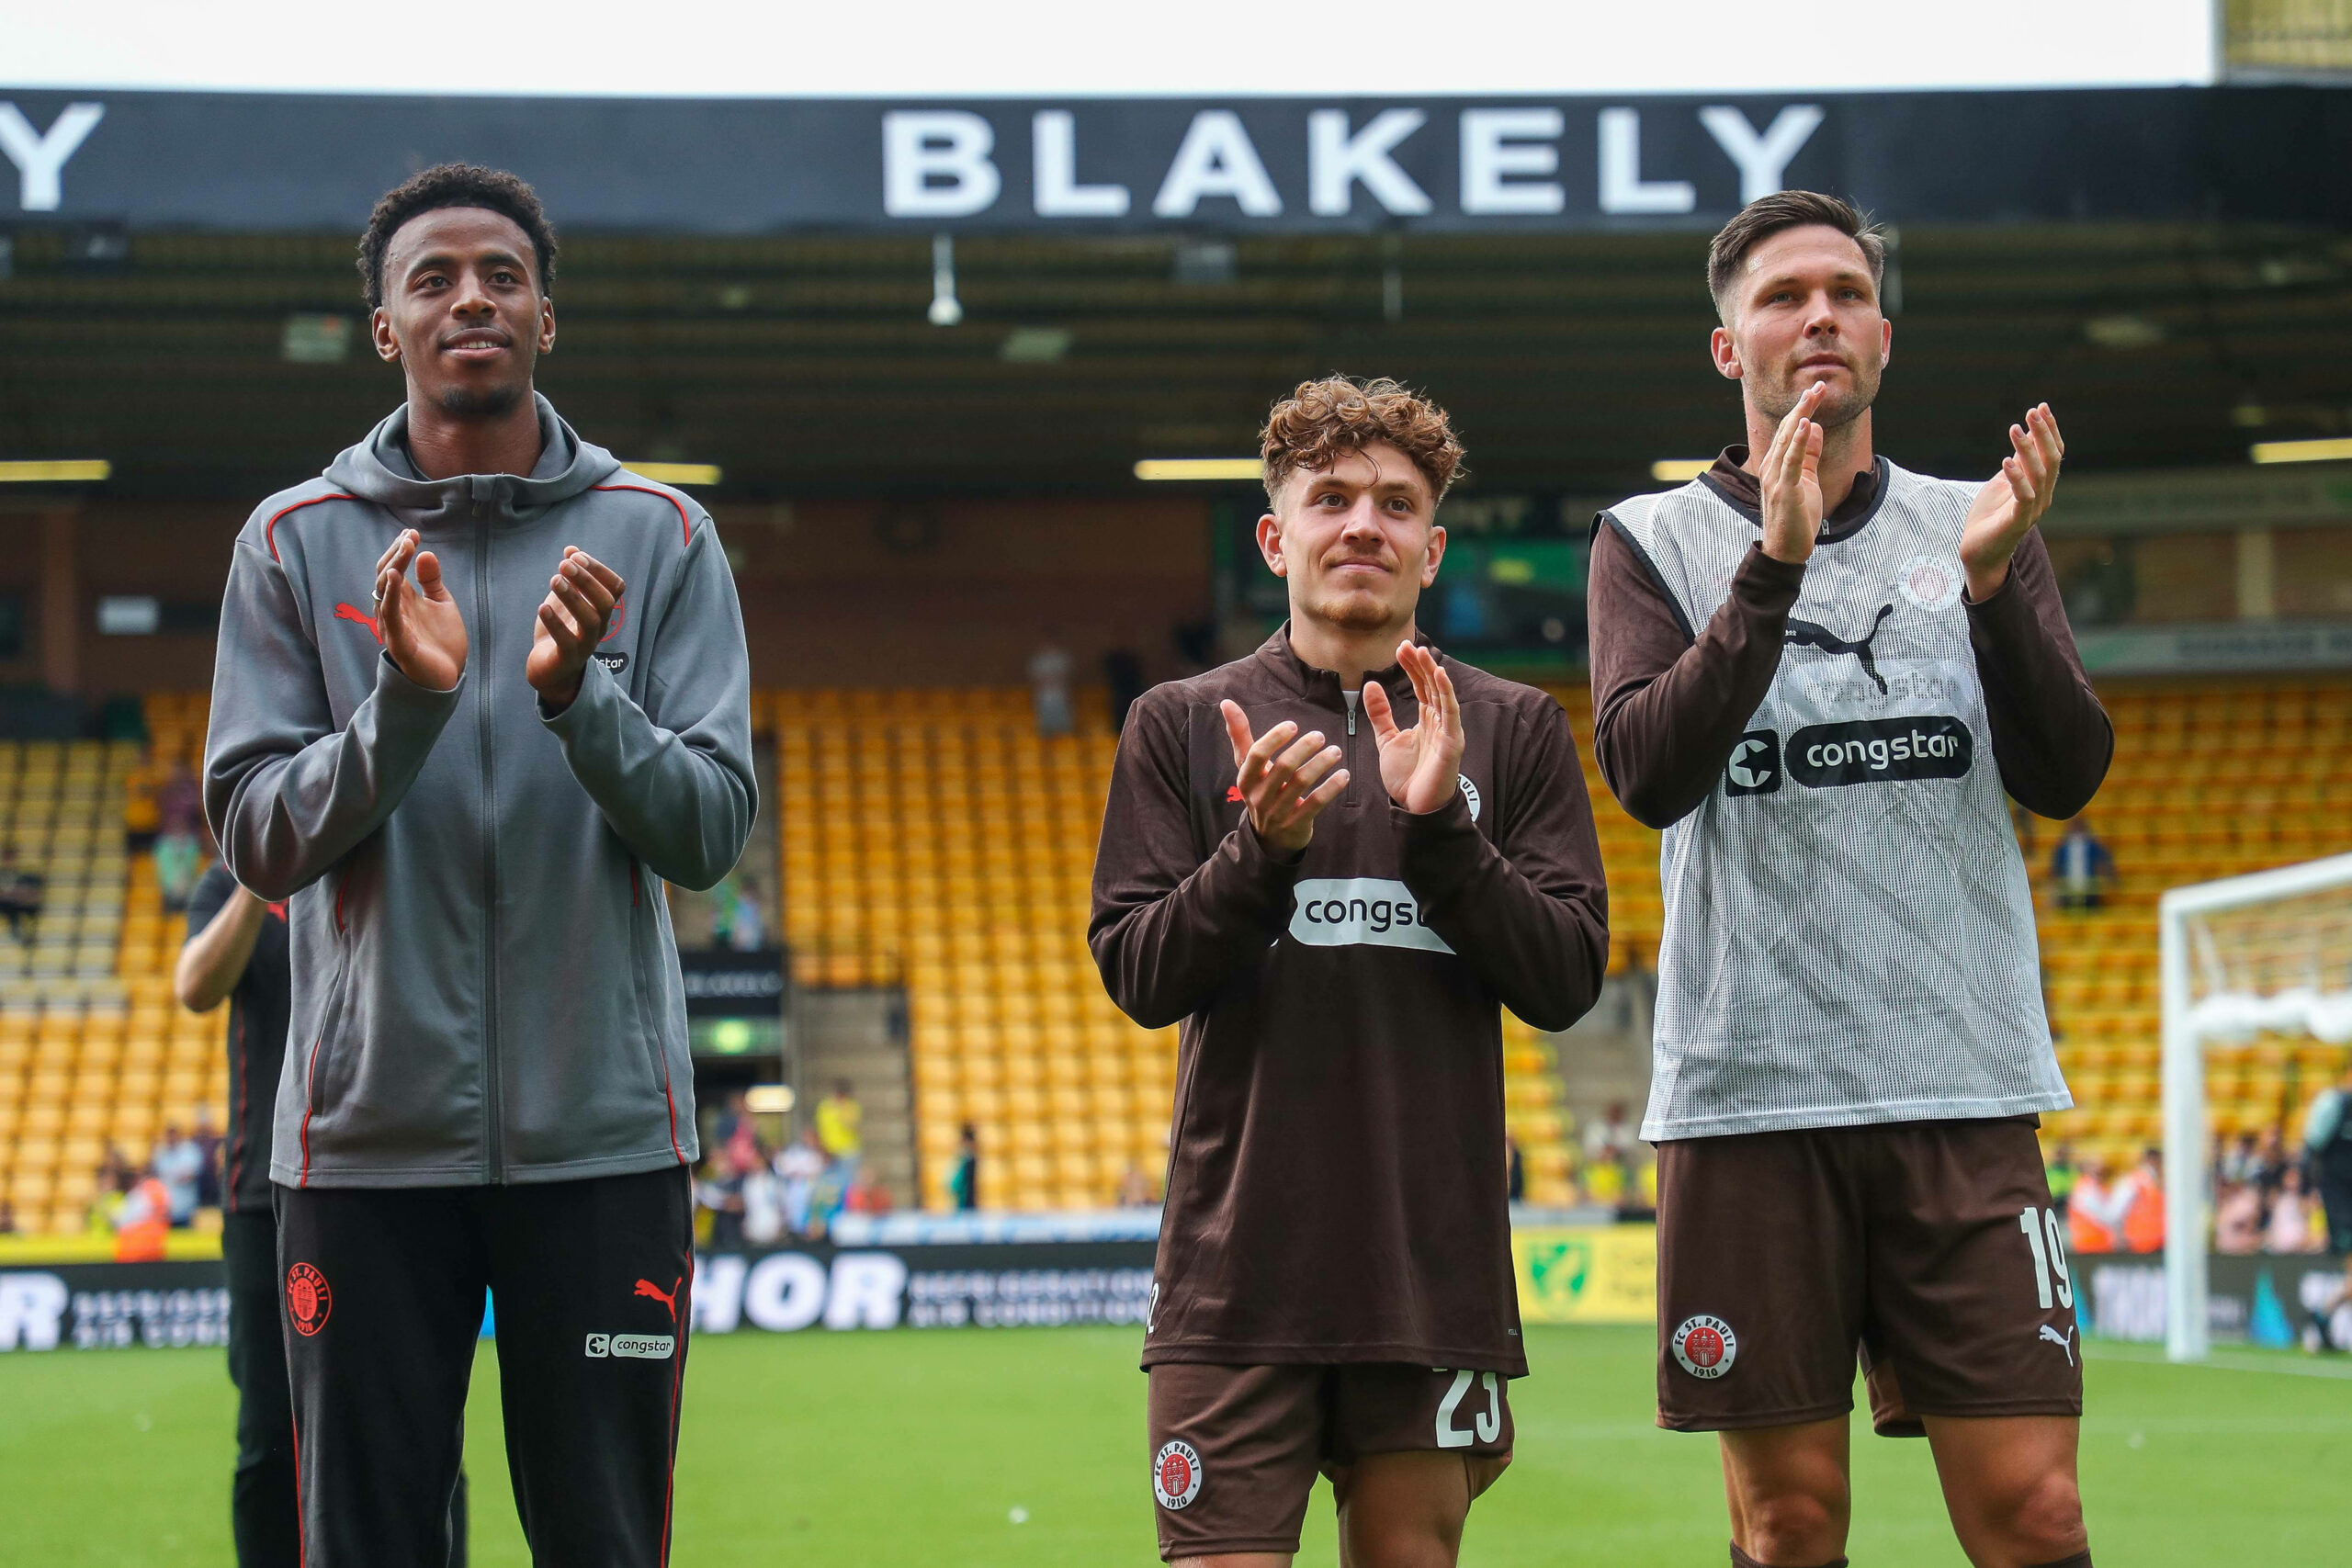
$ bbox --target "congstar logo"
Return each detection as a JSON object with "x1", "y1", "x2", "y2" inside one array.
[
  {"x1": 1287, "y1": 878, "x2": 1454, "y2": 954},
  {"x1": 1786, "y1": 716, "x2": 1973, "y2": 787}
]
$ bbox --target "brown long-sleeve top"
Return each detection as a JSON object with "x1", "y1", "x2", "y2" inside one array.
[
  {"x1": 1590, "y1": 448, "x2": 2113, "y2": 829},
  {"x1": 1090, "y1": 628, "x2": 1609, "y2": 1373}
]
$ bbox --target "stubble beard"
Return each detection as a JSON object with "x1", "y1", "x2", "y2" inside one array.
[
  {"x1": 437, "y1": 381, "x2": 526, "y2": 420},
  {"x1": 1312, "y1": 583, "x2": 1405, "y2": 635},
  {"x1": 1756, "y1": 352, "x2": 1882, "y2": 433}
]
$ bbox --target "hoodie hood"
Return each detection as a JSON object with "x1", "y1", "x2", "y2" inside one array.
[{"x1": 324, "y1": 393, "x2": 620, "y2": 527}]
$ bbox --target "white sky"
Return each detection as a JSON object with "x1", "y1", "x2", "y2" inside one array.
[{"x1": 6, "y1": 0, "x2": 2217, "y2": 96}]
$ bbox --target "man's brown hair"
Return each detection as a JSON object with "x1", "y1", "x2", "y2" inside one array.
[
  {"x1": 1706, "y1": 190, "x2": 1885, "y2": 322},
  {"x1": 1260, "y1": 375, "x2": 1465, "y2": 508}
]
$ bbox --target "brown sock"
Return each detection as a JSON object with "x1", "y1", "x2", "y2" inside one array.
[
  {"x1": 2027, "y1": 1556, "x2": 2092, "y2": 1568},
  {"x1": 1730, "y1": 1546, "x2": 1848, "y2": 1568}
]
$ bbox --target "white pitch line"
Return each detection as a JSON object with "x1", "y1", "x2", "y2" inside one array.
[{"x1": 2086, "y1": 1342, "x2": 2352, "y2": 1381}]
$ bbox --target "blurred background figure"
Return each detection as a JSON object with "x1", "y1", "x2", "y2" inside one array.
[
  {"x1": 0, "y1": 845, "x2": 44, "y2": 943},
  {"x1": 817, "y1": 1079, "x2": 863, "y2": 1184},
  {"x1": 948, "y1": 1123, "x2": 979, "y2": 1213},
  {"x1": 2304, "y1": 1062, "x2": 2352, "y2": 1254},
  {"x1": 2050, "y1": 817, "x2": 2117, "y2": 910},
  {"x1": 777, "y1": 1128, "x2": 826, "y2": 1238},
  {"x1": 150, "y1": 1120, "x2": 202, "y2": 1228},
  {"x1": 1028, "y1": 637, "x2": 1074, "y2": 737}
]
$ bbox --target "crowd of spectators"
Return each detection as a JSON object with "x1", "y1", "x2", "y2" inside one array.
[
  {"x1": 695, "y1": 1080, "x2": 882, "y2": 1247},
  {"x1": 2045, "y1": 1097, "x2": 2350, "y2": 1257}
]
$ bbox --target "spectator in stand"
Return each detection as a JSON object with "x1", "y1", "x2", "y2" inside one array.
[
  {"x1": 1582, "y1": 1100, "x2": 1634, "y2": 1166},
  {"x1": 113, "y1": 1160, "x2": 171, "y2": 1262},
  {"x1": 192, "y1": 1104, "x2": 224, "y2": 1212},
  {"x1": 1028, "y1": 637, "x2": 1074, "y2": 738},
  {"x1": 777, "y1": 1127, "x2": 826, "y2": 1236},
  {"x1": 948, "y1": 1123, "x2": 979, "y2": 1213},
  {"x1": 0, "y1": 845, "x2": 44, "y2": 943},
  {"x1": 152, "y1": 1122, "x2": 204, "y2": 1228},
  {"x1": 696, "y1": 1149, "x2": 746, "y2": 1251},
  {"x1": 816, "y1": 1079, "x2": 863, "y2": 1179},
  {"x1": 2117, "y1": 1146, "x2": 2165, "y2": 1253},
  {"x1": 707, "y1": 871, "x2": 742, "y2": 948},
  {"x1": 123, "y1": 750, "x2": 164, "y2": 851},
  {"x1": 0, "y1": 1197, "x2": 16, "y2": 1235},
  {"x1": 2304, "y1": 1061, "x2": 2352, "y2": 1255},
  {"x1": 2049, "y1": 816, "x2": 2117, "y2": 911},
  {"x1": 2254, "y1": 1123, "x2": 2291, "y2": 1190},
  {"x1": 718, "y1": 1090, "x2": 763, "y2": 1175},
  {"x1": 2067, "y1": 1156, "x2": 2124, "y2": 1254},
  {"x1": 2267, "y1": 1166, "x2": 2324, "y2": 1254},
  {"x1": 1504, "y1": 1133, "x2": 1525, "y2": 1202},
  {"x1": 159, "y1": 758, "x2": 203, "y2": 837},
  {"x1": 2046, "y1": 1141, "x2": 2080, "y2": 1216},
  {"x1": 156, "y1": 761, "x2": 208, "y2": 912},
  {"x1": 2218, "y1": 1130, "x2": 2262, "y2": 1190},
  {"x1": 740, "y1": 1157, "x2": 786, "y2": 1248},
  {"x1": 843, "y1": 1166, "x2": 894, "y2": 1216},
  {"x1": 728, "y1": 881, "x2": 766, "y2": 952},
  {"x1": 2213, "y1": 1179, "x2": 2263, "y2": 1254},
  {"x1": 156, "y1": 832, "x2": 205, "y2": 913},
  {"x1": 1116, "y1": 1159, "x2": 1155, "y2": 1209}
]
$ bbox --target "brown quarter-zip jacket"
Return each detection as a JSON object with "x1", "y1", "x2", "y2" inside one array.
[{"x1": 1091, "y1": 627, "x2": 1609, "y2": 1374}]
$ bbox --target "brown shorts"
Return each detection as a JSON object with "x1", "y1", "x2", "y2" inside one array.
[
  {"x1": 1656, "y1": 1117, "x2": 2083, "y2": 1437},
  {"x1": 1145, "y1": 1362, "x2": 1513, "y2": 1560}
]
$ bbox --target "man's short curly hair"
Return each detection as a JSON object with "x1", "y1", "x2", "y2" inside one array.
[
  {"x1": 1260, "y1": 376, "x2": 1465, "y2": 508},
  {"x1": 357, "y1": 163, "x2": 558, "y2": 310}
]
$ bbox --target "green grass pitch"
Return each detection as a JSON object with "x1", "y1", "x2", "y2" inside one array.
[{"x1": 4, "y1": 1325, "x2": 2347, "y2": 1563}]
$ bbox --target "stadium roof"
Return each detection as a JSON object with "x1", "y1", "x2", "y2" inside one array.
[{"x1": 5, "y1": 219, "x2": 2346, "y2": 501}]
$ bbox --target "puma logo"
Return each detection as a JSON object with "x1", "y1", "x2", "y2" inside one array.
[
  {"x1": 633, "y1": 1276, "x2": 681, "y2": 1325},
  {"x1": 333, "y1": 602, "x2": 383, "y2": 645},
  {"x1": 2039, "y1": 1323, "x2": 2075, "y2": 1366},
  {"x1": 1786, "y1": 603, "x2": 1894, "y2": 695}
]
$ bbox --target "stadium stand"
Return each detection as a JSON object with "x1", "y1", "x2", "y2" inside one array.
[
  {"x1": 0, "y1": 713, "x2": 226, "y2": 1236},
  {"x1": 2031, "y1": 680, "x2": 2352, "y2": 1173},
  {"x1": 3, "y1": 677, "x2": 2347, "y2": 1230}
]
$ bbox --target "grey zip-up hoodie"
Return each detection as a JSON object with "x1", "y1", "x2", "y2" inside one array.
[{"x1": 205, "y1": 396, "x2": 756, "y2": 1189}]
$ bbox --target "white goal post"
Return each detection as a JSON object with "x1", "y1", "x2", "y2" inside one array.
[{"x1": 2159, "y1": 851, "x2": 2352, "y2": 1361}]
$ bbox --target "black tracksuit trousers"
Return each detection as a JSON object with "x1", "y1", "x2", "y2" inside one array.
[
  {"x1": 276, "y1": 1167, "x2": 693, "y2": 1568},
  {"x1": 230, "y1": 1212, "x2": 473, "y2": 1568}
]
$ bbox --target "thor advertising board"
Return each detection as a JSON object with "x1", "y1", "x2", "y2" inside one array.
[
  {"x1": 0, "y1": 1241, "x2": 1159, "y2": 1351},
  {"x1": 0, "y1": 87, "x2": 2346, "y2": 234}
]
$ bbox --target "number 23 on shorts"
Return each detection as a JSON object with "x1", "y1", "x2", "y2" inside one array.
[{"x1": 1435, "y1": 1369, "x2": 1503, "y2": 1449}]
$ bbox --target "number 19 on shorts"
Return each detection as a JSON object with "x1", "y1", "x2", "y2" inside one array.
[{"x1": 2018, "y1": 1206, "x2": 2074, "y2": 1311}]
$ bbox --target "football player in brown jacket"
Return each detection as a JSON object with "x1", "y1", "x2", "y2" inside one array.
[{"x1": 1091, "y1": 376, "x2": 1610, "y2": 1567}]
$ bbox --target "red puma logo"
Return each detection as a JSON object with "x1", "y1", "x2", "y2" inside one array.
[
  {"x1": 1227, "y1": 784, "x2": 1244, "y2": 803},
  {"x1": 601, "y1": 595, "x2": 627, "y2": 644},
  {"x1": 333, "y1": 602, "x2": 383, "y2": 645},
  {"x1": 633, "y1": 1276, "x2": 680, "y2": 1324}
]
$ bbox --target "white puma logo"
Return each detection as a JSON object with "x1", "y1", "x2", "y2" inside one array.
[{"x1": 2039, "y1": 1323, "x2": 2075, "y2": 1366}]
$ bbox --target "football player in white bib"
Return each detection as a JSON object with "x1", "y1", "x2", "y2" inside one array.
[{"x1": 1589, "y1": 191, "x2": 2110, "y2": 1568}]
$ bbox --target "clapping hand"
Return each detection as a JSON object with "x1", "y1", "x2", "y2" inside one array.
[
  {"x1": 1361, "y1": 643, "x2": 1465, "y2": 815},
  {"x1": 1219, "y1": 702, "x2": 1349, "y2": 858},
  {"x1": 526, "y1": 547, "x2": 625, "y2": 712},
  {"x1": 1960, "y1": 404, "x2": 2064, "y2": 601},
  {"x1": 1759, "y1": 381, "x2": 1830, "y2": 566},
  {"x1": 374, "y1": 529, "x2": 467, "y2": 693}
]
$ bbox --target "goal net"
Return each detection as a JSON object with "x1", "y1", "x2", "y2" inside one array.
[{"x1": 2160, "y1": 851, "x2": 2352, "y2": 1359}]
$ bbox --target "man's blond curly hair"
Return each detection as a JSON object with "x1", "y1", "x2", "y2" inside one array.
[{"x1": 1260, "y1": 375, "x2": 1465, "y2": 508}]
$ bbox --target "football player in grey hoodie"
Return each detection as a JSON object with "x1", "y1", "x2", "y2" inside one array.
[{"x1": 204, "y1": 164, "x2": 754, "y2": 1568}]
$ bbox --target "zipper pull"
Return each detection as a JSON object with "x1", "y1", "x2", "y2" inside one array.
[{"x1": 1347, "y1": 700, "x2": 1358, "y2": 736}]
